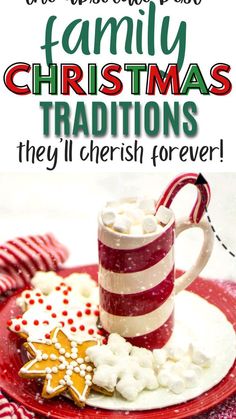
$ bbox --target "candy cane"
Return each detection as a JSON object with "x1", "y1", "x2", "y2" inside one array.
[{"x1": 155, "y1": 173, "x2": 211, "y2": 224}]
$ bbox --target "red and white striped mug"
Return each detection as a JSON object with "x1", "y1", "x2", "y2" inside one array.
[{"x1": 98, "y1": 174, "x2": 214, "y2": 349}]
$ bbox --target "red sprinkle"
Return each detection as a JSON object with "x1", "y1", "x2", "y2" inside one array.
[
  {"x1": 68, "y1": 319, "x2": 73, "y2": 325},
  {"x1": 43, "y1": 320, "x2": 49, "y2": 325},
  {"x1": 94, "y1": 310, "x2": 100, "y2": 316},
  {"x1": 60, "y1": 321, "x2": 65, "y2": 327},
  {"x1": 62, "y1": 310, "x2": 68, "y2": 316},
  {"x1": 63, "y1": 299, "x2": 69, "y2": 305},
  {"x1": 15, "y1": 325, "x2": 21, "y2": 332},
  {"x1": 85, "y1": 309, "x2": 91, "y2": 315},
  {"x1": 25, "y1": 293, "x2": 31, "y2": 299},
  {"x1": 86, "y1": 303, "x2": 91, "y2": 308},
  {"x1": 55, "y1": 286, "x2": 61, "y2": 291},
  {"x1": 76, "y1": 311, "x2": 82, "y2": 317},
  {"x1": 102, "y1": 338, "x2": 108, "y2": 345},
  {"x1": 60, "y1": 282, "x2": 66, "y2": 287},
  {"x1": 34, "y1": 320, "x2": 39, "y2": 326},
  {"x1": 79, "y1": 325, "x2": 85, "y2": 331},
  {"x1": 68, "y1": 286, "x2": 72, "y2": 291},
  {"x1": 71, "y1": 327, "x2": 76, "y2": 333},
  {"x1": 63, "y1": 290, "x2": 68, "y2": 296},
  {"x1": 51, "y1": 313, "x2": 57, "y2": 318},
  {"x1": 16, "y1": 315, "x2": 22, "y2": 320},
  {"x1": 45, "y1": 333, "x2": 50, "y2": 339},
  {"x1": 38, "y1": 299, "x2": 44, "y2": 304},
  {"x1": 36, "y1": 293, "x2": 41, "y2": 297},
  {"x1": 29, "y1": 299, "x2": 35, "y2": 305},
  {"x1": 46, "y1": 305, "x2": 52, "y2": 311},
  {"x1": 7, "y1": 320, "x2": 12, "y2": 326},
  {"x1": 22, "y1": 320, "x2": 27, "y2": 325},
  {"x1": 88, "y1": 329, "x2": 94, "y2": 335}
]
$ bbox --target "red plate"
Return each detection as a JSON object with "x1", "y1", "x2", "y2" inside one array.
[{"x1": 0, "y1": 265, "x2": 235, "y2": 419}]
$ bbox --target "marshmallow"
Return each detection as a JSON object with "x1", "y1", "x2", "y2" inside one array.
[
  {"x1": 172, "y1": 356, "x2": 191, "y2": 374},
  {"x1": 106, "y1": 200, "x2": 120, "y2": 209},
  {"x1": 161, "y1": 360, "x2": 176, "y2": 371},
  {"x1": 153, "y1": 349, "x2": 167, "y2": 367},
  {"x1": 113, "y1": 215, "x2": 131, "y2": 234},
  {"x1": 156, "y1": 205, "x2": 173, "y2": 225},
  {"x1": 130, "y1": 225, "x2": 143, "y2": 236},
  {"x1": 157, "y1": 369, "x2": 172, "y2": 387},
  {"x1": 142, "y1": 215, "x2": 157, "y2": 234},
  {"x1": 86, "y1": 345, "x2": 114, "y2": 367},
  {"x1": 133, "y1": 366, "x2": 159, "y2": 390},
  {"x1": 189, "y1": 345, "x2": 212, "y2": 368},
  {"x1": 192, "y1": 350, "x2": 212, "y2": 368},
  {"x1": 92, "y1": 365, "x2": 117, "y2": 391},
  {"x1": 138, "y1": 199, "x2": 156, "y2": 215},
  {"x1": 101, "y1": 209, "x2": 116, "y2": 227},
  {"x1": 181, "y1": 369, "x2": 198, "y2": 388},
  {"x1": 167, "y1": 346, "x2": 185, "y2": 362},
  {"x1": 189, "y1": 363, "x2": 202, "y2": 377},
  {"x1": 125, "y1": 208, "x2": 144, "y2": 225},
  {"x1": 118, "y1": 203, "x2": 134, "y2": 214},
  {"x1": 116, "y1": 376, "x2": 142, "y2": 401},
  {"x1": 168, "y1": 375, "x2": 185, "y2": 394},
  {"x1": 131, "y1": 346, "x2": 154, "y2": 368},
  {"x1": 108, "y1": 333, "x2": 132, "y2": 356}
]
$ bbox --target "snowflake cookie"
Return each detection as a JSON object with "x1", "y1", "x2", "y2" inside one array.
[
  {"x1": 86, "y1": 333, "x2": 159, "y2": 401},
  {"x1": 19, "y1": 327, "x2": 98, "y2": 407},
  {"x1": 7, "y1": 272, "x2": 103, "y2": 343}
]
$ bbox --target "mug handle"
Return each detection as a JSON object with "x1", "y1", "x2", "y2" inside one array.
[{"x1": 175, "y1": 217, "x2": 214, "y2": 294}]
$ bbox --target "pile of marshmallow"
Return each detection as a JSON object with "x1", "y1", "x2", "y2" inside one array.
[
  {"x1": 87, "y1": 333, "x2": 212, "y2": 401},
  {"x1": 101, "y1": 199, "x2": 173, "y2": 235},
  {"x1": 153, "y1": 342, "x2": 211, "y2": 396}
]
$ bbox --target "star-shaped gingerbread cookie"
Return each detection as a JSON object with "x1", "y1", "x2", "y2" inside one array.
[{"x1": 19, "y1": 327, "x2": 98, "y2": 407}]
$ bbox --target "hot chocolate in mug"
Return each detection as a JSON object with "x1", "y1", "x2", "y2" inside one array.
[{"x1": 98, "y1": 173, "x2": 214, "y2": 349}]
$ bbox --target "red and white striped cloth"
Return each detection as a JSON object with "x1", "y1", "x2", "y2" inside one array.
[
  {"x1": 0, "y1": 233, "x2": 68, "y2": 295},
  {"x1": 0, "y1": 391, "x2": 34, "y2": 418}
]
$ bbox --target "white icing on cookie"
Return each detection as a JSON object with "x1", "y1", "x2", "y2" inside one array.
[
  {"x1": 31, "y1": 271, "x2": 62, "y2": 295},
  {"x1": 20, "y1": 327, "x2": 97, "y2": 404},
  {"x1": 31, "y1": 271, "x2": 99, "y2": 304},
  {"x1": 8, "y1": 272, "x2": 103, "y2": 343}
]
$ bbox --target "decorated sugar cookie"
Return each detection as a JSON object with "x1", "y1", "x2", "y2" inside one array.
[
  {"x1": 7, "y1": 271, "x2": 103, "y2": 343},
  {"x1": 31, "y1": 271, "x2": 99, "y2": 303},
  {"x1": 19, "y1": 327, "x2": 98, "y2": 407}
]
